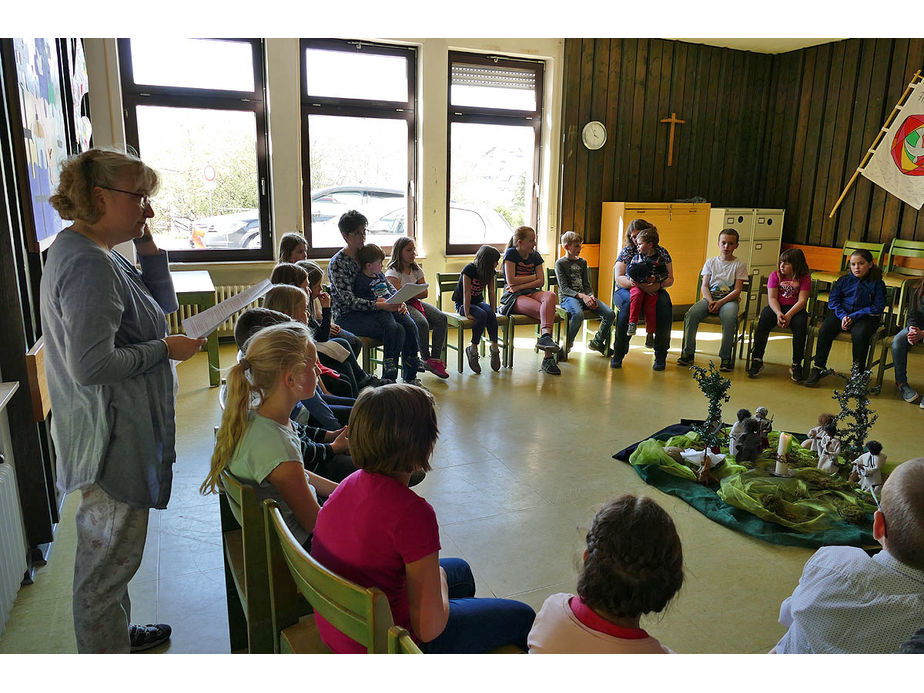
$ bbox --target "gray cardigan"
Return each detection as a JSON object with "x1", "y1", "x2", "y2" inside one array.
[{"x1": 40, "y1": 229, "x2": 178, "y2": 509}]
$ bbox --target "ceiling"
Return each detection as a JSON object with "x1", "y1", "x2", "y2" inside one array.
[{"x1": 675, "y1": 38, "x2": 839, "y2": 54}]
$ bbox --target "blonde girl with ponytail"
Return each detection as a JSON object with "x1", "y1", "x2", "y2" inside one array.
[{"x1": 201, "y1": 321, "x2": 338, "y2": 546}]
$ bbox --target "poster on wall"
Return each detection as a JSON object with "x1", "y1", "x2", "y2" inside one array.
[
  {"x1": 861, "y1": 79, "x2": 924, "y2": 210},
  {"x1": 70, "y1": 39, "x2": 92, "y2": 152},
  {"x1": 12, "y1": 38, "x2": 69, "y2": 252}
]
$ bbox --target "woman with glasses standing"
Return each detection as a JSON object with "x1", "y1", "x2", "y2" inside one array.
[{"x1": 40, "y1": 148, "x2": 205, "y2": 653}]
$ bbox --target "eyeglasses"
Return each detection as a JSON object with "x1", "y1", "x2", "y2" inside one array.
[{"x1": 99, "y1": 186, "x2": 152, "y2": 208}]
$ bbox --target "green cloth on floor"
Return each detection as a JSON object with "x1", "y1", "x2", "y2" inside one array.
[{"x1": 624, "y1": 427, "x2": 876, "y2": 549}]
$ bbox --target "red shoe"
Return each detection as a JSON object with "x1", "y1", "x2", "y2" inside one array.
[{"x1": 424, "y1": 358, "x2": 450, "y2": 379}]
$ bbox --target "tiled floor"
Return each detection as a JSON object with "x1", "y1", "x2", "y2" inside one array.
[{"x1": 1, "y1": 322, "x2": 920, "y2": 654}]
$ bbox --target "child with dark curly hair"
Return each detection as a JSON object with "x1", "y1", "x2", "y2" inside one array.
[{"x1": 528, "y1": 494, "x2": 684, "y2": 653}]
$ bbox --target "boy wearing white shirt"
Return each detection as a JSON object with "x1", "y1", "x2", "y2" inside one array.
[
  {"x1": 677, "y1": 229, "x2": 748, "y2": 372},
  {"x1": 773, "y1": 457, "x2": 924, "y2": 653}
]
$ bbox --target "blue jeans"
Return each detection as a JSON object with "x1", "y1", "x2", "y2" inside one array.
[
  {"x1": 682, "y1": 298, "x2": 739, "y2": 360},
  {"x1": 418, "y1": 558, "x2": 535, "y2": 654},
  {"x1": 456, "y1": 302, "x2": 499, "y2": 344},
  {"x1": 337, "y1": 309, "x2": 421, "y2": 381},
  {"x1": 612, "y1": 287, "x2": 673, "y2": 361},
  {"x1": 892, "y1": 327, "x2": 919, "y2": 386},
  {"x1": 560, "y1": 296, "x2": 616, "y2": 345}
]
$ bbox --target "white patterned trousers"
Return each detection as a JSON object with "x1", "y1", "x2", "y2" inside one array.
[{"x1": 73, "y1": 484, "x2": 149, "y2": 653}]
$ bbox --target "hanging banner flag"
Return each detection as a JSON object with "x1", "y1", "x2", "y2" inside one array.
[{"x1": 861, "y1": 79, "x2": 924, "y2": 209}]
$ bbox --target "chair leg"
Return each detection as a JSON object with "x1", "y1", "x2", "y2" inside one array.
[
  {"x1": 506, "y1": 321, "x2": 515, "y2": 369},
  {"x1": 457, "y1": 328, "x2": 464, "y2": 374}
]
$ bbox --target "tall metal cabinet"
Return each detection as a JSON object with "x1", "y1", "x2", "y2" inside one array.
[
  {"x1": 599, "y1": 202, "x2": 711, "y2": 308},
  {"x1": 707, "y1": 208, "x2": 785, "y2": 316}
]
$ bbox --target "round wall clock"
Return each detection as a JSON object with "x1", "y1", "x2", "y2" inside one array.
[{"x1": 581, "y1": 120, "x2": 607, "y2": 150}]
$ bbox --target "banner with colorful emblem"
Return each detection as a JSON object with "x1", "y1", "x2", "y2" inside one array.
[{"x1": 861, "y1": 79, "x2": 924, "y2": 209}]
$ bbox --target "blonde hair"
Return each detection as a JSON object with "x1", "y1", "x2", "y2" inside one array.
[
  {"x1": 348, "y1": 384, "x2": 438, "y2": 475},
  {"x1": 200, "y1": 322, "x2": 315, "y2": 495},
  {"x1": 507, "y1": 225, "x2": 536, "y2": 249},
  {"x1": 50, "y1": 147, "x2": 159, "y2": 223},
  {"x1": 263, "y1": 284, "x2": 307, "y2": 320},
  {"x1": 561, "y1": 231, "x2": 583, "y2": 246}
]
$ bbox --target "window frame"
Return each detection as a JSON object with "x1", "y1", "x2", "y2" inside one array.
[
  {"x1": 446, "y1": 51, "x2": 543, "y2": 256},
  {"x1": 118, "y1": 38, "x2": 272, "y2": 263},
  {"x1": 299, "y1": 38, "x2": 417, "y2": 259}
]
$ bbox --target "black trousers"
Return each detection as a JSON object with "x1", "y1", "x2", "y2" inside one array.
[
  {"x1": 812, "y1": 311, "x2": 877, "y2": 368},
  {"x1": 751, "y1": 305, "x2": 809, "y2": 364}
]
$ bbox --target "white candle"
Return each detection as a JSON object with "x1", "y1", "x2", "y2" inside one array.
[{"x1": 777, "y1": 432, "x2": 791, "y2": 457}]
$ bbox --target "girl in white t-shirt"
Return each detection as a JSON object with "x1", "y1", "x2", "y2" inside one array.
[
  {"x1": 201, "y1": 322, "x2": 338, "y2": 547},
  {"x1": 385, "y1": 237, "x2": 449, "y2": 379},
  {"x1": 528, "y1": 495, "x2": 683, "y2": 654}
]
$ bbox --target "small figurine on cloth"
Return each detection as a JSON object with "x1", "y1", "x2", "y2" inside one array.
[
  {"x1": 816, "y1": 422, "x2": 841, "y2": 474},
  {"x1": 848, "y1": 440, "x2": 886, "y2": 493},
  {"x1": 801, "y1": 412, "x2": 837, "y2": 454},
  {"x1": 729, "y1": 408, "x2": 751, "y2": 457},
  {"x1": 734, "y1": 418, "x2": 762, "y2": 464},
  {"x1": 754, "y1": 406, "x2": 773, "y2": 451}
]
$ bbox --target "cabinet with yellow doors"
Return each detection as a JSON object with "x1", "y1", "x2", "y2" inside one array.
[{"x1": 599, "y1": 202, "x2": 711, "y2": 308}]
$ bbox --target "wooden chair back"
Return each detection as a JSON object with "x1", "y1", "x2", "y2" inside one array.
[
  {"x1": 264, "y1": 500, "x2": 394, "y2": 654},
  {"x1": 838, "y1": 241, "x2": 886, "y2": 271},
  {"x1": 25, "y1": 337, "x2": 51, "y2": 423},
  {"x1": 435, "y1": 272, "x2": 460, "y2": 313},
  {"x1": 387, "y1": 625, "x2": 423, "y2": 654},
  {"x1": 219, "y1": 470, "x2": 274, "y2": 653},
  {"x1": 885, "y1": 238, "x2": 924, "y2": 276}
]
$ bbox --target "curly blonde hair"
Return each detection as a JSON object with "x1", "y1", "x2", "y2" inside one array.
[{"x1": 50, "y1": 148, "x2": 159, "y2": 223}]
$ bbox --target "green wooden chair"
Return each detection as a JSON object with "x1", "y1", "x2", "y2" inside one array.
[
  {"x1": 387, "y1": 625, "x2": 423, "y2": 654},
  {"x1": 804, "y1": 282, "x2": 896, "y2": 394},
  {"x1": 680, "y1": 274, "x2": 752, "y2": 365},
  {"x1": 435, "y1": 272, "x2": 509, "y2": 373},
  {"x1": 264, "y1": 500, "x2": 393, "y2": 654},
  {"x1": 883, "y1": 238, "x2": 924, "y2": 328},
  {"x1": 219, "y1": 470, "x2": 274, "y2": 653},
  {"x1": 745, "y1": 276, "x2": 815, "y2": 377},
  {"x1": 546, "y1": 267, "x2": 611, "y2": 361}
]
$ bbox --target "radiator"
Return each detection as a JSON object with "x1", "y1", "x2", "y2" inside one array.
[
  {"x1": 167, "y1": 284, "x2": 259, "y2": 339},
  {"x1": 0, "y1": 462, "x2": 28, "y2": 637}
]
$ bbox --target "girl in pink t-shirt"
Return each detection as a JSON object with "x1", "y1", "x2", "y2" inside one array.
[
  {"x1": 528, "y1": 494, "x2": 684, "y2": 654},
  {"x1": 310, "y1": 384, "x2": 535, "y2": 653},
  {"x1": 747, "y1": 248, "x2": 813, "y2": 382}
]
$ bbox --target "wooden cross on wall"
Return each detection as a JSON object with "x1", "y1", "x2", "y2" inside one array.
[{"x1": 660, "y1": 112, "x2": 686, "y2": 166}]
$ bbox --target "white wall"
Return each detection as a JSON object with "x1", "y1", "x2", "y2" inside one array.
[{"x1": 81, "y1": 38, "x2": 564, "y2": 288}]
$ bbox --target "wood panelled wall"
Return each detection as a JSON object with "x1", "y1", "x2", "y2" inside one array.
[
  {"x1": 560, "y1": 38, "x2": 924, "y2": 248},
  {"x1": 761, "y1": 38, "x2": 924, "y2": 246}
]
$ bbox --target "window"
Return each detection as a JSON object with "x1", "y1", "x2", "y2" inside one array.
[
  {"x1": 118, "y1": 38, "x2": 271, "y2": 262},
  {"x1": 300, "y1": 39, "x2": 416, "y2": 256},
  {"x1": 447, "y1": 53, "x2": 543, "y2": 255}
]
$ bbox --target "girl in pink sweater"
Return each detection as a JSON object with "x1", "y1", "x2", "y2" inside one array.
[{"x1": 528, "y1": 494, "x2": 684, "y2": 653}]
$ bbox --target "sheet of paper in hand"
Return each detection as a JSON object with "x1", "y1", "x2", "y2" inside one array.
[{"x1": 386, "y1": 282, "x2": 428, "y2": 304}]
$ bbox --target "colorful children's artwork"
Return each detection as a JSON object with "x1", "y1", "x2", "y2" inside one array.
[{"x1": 12, "y1": 38, "x2": 69, "y2": 251}]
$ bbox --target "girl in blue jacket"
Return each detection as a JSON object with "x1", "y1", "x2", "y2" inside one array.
[{"x1": 805, "y1": 249, "x2": 886, "y2": 386}]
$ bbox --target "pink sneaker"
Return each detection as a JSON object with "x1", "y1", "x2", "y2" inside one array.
[{"x1": 424, "y1": 358, "x2": 450, "y2": 379}]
